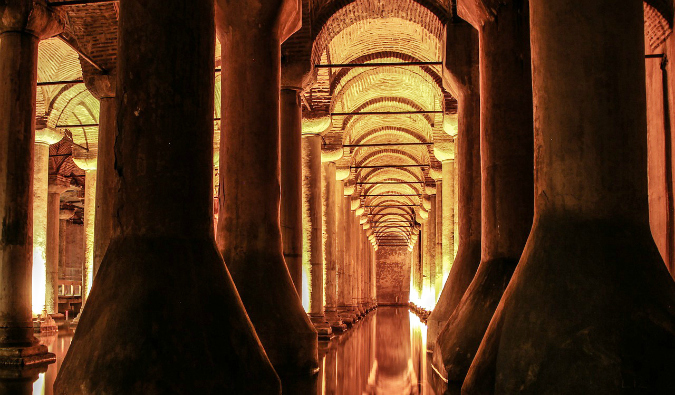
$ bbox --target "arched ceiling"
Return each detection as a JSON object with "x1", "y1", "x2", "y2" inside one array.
[
  {"x1": 33, "y1": 0, "x2": 675, "y2": 247},
  {"x1": 307, "y1": 0, "x2": 453, "y2": 247}
]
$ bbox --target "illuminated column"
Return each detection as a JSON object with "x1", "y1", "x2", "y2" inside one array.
[
  {"x1": 436, "y1": 0, "x2": 534, "y2": 383},
  {"x1": 337, "y1": 172, "x2": 354, "y2": 325},
  {"x1": 353, "y1": 206, "x2": 364, "y2": 316},
  {"x1": 464, "y1": 0, "x2": 675, "y2": 392},
  {"x1": 428, "y1": 20, "x2": 481, "y2": 346},
  {"x1": 426, "y1": 193, "x2": 437, "y2": 305},
  {"x1": 302, "y1": 132, "x2": 332, "y2": 338},
  {"x1": 441, "y1": 158, "x2": 455, "y2": 279},
  {"x1": 72, "y1": 150, "x2": 97, "y2": 303},
  {"x1": 85, "y1": 75, "x2": 118, "y2": 278},
  {"x1": 280, "y1": 87, "x2": 303, "y2": 295},
  {"x1": 349, "y1": 196, "x2": 361, "y2": 318},
  {"x1": 33, "y1": 128, "x2": 63, "y2": 315},
  {"x1": 429, "y1": 170, "x2": 443, "y2": 301},
  {"x1": 0, "y1": 0, "x2": 62, "y2": 366},
  {"x1": 322, "y1": 159, "x2": 345, "y2": 331},
  {"x1": 46, "y1": 176, "x2": 69, "y2": 315}
]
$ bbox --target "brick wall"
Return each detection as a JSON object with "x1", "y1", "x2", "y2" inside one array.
[{"x1": 376, "y1": 246, "x2": 411, "y2": 304}]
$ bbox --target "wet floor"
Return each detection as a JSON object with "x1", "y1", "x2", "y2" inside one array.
[{"x1": 26, "y1": 306, "x2": 436, "y2": 394}]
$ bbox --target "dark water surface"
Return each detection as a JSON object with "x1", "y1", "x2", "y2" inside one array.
[{"x1": 27, "y1": 307, "x2": 435, "y2": 394}]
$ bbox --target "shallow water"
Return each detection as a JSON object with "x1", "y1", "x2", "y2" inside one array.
[{"x1": 25, "y1": 307, "x2": 436, "y2": 394}]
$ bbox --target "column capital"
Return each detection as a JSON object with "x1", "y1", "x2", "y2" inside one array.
[
  {"x1": 321, "y1": 147, "x2": 343, "y2": 163},
  {"x1": 215, "y1": 0, "x2": 300, "y2": 42},
  {"x1": 59, "y1": 208, "x2": 75, "y2": 220},
  {"x1": 429, "y1": 166, "x2": 443, "y2": 181},
  {"x1": 35, "y1": 127, "x2": 63, "y2": 145},
  {"x1": 443, "y1": 113, "x2": 459, "y2": 137},
  {"x1": 336, "y1": 166, "x2": 350, "y2": 182},
  {"x1": 0, "y1": 0, "x2": 64, "y2": 39},
  {"x1": 302, "y1": 115, "x2": 332, "y2": 136},
  {"x1": 281, "y1": 59, "x2": 315, "y2": 92},
  {"x1": 48, "y1": 174, "x2": 70, "y2": 194},
  {"x1": 83, "y1": 72, "x2": 116, "y2": 100},
  {"x1": 433, "y1": 140, "x2": 455, "y2": 162},
  {"x1": 72, "y1": 146, "x2": 97, "y2": 171}
]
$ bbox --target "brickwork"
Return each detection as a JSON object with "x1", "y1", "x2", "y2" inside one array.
[{"x1": 376, "y1": 246, "x2": 411, "y2": 304}]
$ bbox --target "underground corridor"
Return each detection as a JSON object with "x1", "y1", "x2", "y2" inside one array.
[{"x1": 1, "y1": 0, "x2": 675, "y2": 394}]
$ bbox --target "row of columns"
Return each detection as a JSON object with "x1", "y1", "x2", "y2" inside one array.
[
  {"x1": 417, "y1": 0, "x2": 675, "y2": 393},
  {"x1": 301, "y1": 130, "x2": 378, "y2": 339}
]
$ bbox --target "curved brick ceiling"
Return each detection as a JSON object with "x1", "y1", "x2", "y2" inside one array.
[
  {"x1": 34, "y1": 0, "x2": 674, "y2": 246},
  {"x1": 312, "y1": 0, "x2": 448, "y2": 245}
]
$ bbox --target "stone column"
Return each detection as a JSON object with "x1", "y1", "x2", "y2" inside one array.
[
  {"x1": 442, "y1": 159, "x2": 455, "y2": 273},
  {"x1": 435, "y1": 179, "x2": 444, "y2": 298},
  {"x1": 322, "y1": 160, "x2": 345, "y2": 331},
  {"x1": 72, "y1": 151, "x2": 97, "y2": 303},
  {"x1": 216, "y1": 0, "x2": 319, "y2": 380},
  {"x1": 352, "y1": 208, "x2": 363, "y2": 316},
  {"x1": 280, "y1": 88, "x2": 303, "y2": 295},
  {"x1": 33, "y1": 128, "x2": 63, "y2": 316},
  {"x1": 0, "y1": 0, "x2": 62, "y2": 366},
  {"x1": 337, "y1": 174, "x2": 354, "y2": 325},
  {"x1": 436, "y1": 0, "x2": 534, "y2": 382},
  {"x1": 84, "y1": 75, "x2": 118, "y2": 278},
  {"x1": 46, "y1": 176, "x2": 69, "y2": 315},
  {"x1": 426, "y1": 194, "x2": 437, "y2": 305},
  {"x1": 302, "y1": 133, "x2": 332, "y2": 338},
  {"x1": 427, "y1": 20, "x2": 481, "y2": 346},
  {"x1": 463, "y1": 0, "x2": 675, "y2": 392},
  {"x1": 55, "y1": 0, "x2": 280, "y2": 392}
]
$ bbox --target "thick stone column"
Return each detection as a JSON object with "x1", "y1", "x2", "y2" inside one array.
[
  {"x1": 55, "y1": 0, "x2": 280, "y2": 392},
  {"x1": 463, "y1": 1, "x2": 675, "y2": 392},
  {"x1": 0, "y1": 0, "x2": 61, "y2": 367},
  {"x1": 216, "y1": 0, "x2": 319, "y2": 380},
  {"x1": 280, "y1": 88, "x2": 303, "y2": 296},
  {"x1": 427, "y1": 20, "x2": 481, "y2": 347},
  {"x1": 302, "y1": 133, "x2": 332, "y2": 338},
  {"x1": 33, "y1": 128, "x2": 63, "y2": 315},
  {"x1": 322, "y1": 160, "x2": 345, "y2": 331},
  {"x1": 46, "y1": 176, "x2": 69, "y2": 315},
  {"x1": 84, "y1": 75, "x2": 118, "y2": 278},
  {"x1": 436, "y1": 0, "x2": 534, "y2": 383}
]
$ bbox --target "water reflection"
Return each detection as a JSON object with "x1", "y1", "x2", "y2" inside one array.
[
  {"x1": 2, "y1": 308, "x2": 437, "y2": 394},
  {"x1": 0, "y1": 330, "x2": 75, "y2": 395},
  {"x1": 317, "y1": 306, "x2": 435, "y2": 395}
]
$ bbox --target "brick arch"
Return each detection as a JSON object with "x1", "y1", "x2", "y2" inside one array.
[
  {"x1": 329, "y1": 51, "x2": 444, "y2": 94},
  {"x1": 644, "y1": 1, "x2": 673, "y2": 49},
  {"x1": 312, "y1": 0, "x2": 445, "y2": 65},
  {"x1": 335, "y1": 95, "x2": 439, "y2": 130}
]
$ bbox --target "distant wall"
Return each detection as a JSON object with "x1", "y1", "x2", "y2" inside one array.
[{"x1": 376, "y1": 246, "x2": 411, "y2": 305}]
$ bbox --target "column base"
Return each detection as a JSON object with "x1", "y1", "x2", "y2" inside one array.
[
  {"x1": 338, "y1": 307, "x2": 357, "y2": 327},
  {"x1": 309, "y1": 315, "x2": 333, "y2": 340},
  {"x1": 434, "y1": 256, "x2": 518, "y2": 381},
  {"x1": 0, "y1": 344, "x2": 55, "y2": 367},
  {"x1": 325, "y1": 311, "x2": 347, "y2": 333}
]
